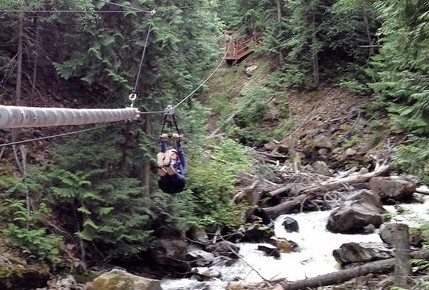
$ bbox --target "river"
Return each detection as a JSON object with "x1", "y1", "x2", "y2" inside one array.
[{"x1": 161, "y1": 193, "x2": 429, "y2": 290}]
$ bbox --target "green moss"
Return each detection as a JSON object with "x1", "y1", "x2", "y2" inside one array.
[{"x1": 0, "y1": 260, "x2": 49, "y2": 289}]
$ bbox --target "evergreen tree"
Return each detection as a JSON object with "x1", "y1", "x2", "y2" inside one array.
[{"x1": 368, "y1": 0, "x2": 429, "y2": 135}]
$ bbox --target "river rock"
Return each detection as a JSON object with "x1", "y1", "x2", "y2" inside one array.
[
  {"x1": 87, "y1": 269, "x2": 162, "y2": 290},
  {"x1": 191, "y1": 266, "x2": 221, "y2": 279},
  {"x1": 333, "y1": 242, "x2": 394, "y2": 266},
  {"x1": 326, "y1": 189, "x2": 385, "y2": 233},
  {"x1": 239, "y1": 223, "x2": 275, "y2": 242},
  {"x1": 379, "y1": 222, "x2": 425, "y2": 247},
  {"x1": 257, "y1": 244, "x2": 280, "y2": 258},
  {"x1": 314, "y1": 134, "x2": 333, "y2": 149},
  {"x1": 369, "y1": 176, "x2": 416, "y2": 201},
  {"x1": 185, "y1": 246, "x2": 216, "y2": 267},
  {"x1": 151, "y1": 238, "x2": 189, "y2": 270},
  {"x1": 270, "y1": 236, "x2": 298, "y2": 253},
  {"x1": 282, "y1": 216, "x2": 299, "y2": 232},
  {"x1": 206, "y1": 241, "x2": 240, "y2": 258},
  {"x1": 188, "y1": 226, "x2": 210, "y2": 245},
  {"x1": 310, "y1": 160, "x2": 332, "y2": 176}
]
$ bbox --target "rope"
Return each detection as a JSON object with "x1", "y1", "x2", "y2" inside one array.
[{"x1": 0, "y1": 126, "x2": 102, "y2": 148}]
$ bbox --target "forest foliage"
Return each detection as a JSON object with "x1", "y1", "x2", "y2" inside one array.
[{"x1": 0, "y1": 0, "x2": 428, "y2": 269}]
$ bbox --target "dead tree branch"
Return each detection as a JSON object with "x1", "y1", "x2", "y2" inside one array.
[{"x1": 273, "y1": 250, "x2": 429, "y2": 290}]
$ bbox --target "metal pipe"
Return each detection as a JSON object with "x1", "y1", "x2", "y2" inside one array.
[{"x1": 0, "y1": 106, "x2": 140, "y2": 128}]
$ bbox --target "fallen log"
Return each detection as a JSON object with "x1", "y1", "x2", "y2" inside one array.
[
  {"x1": 261, "y1": 164, "x2": 391, "y2": 219},
  {"x1": 301, "y1": 164, "x2": 391, "y2": 195},
  {"x1": 273, "y1": 250, "x2": 429, "y2": 290},
  {"x1": 261, "y1": 194, "x2": 308, "y2": 219}
]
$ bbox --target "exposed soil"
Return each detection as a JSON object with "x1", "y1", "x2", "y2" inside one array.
[{"x1": 204, "y1": 53, "x2": 390, "y2": 169}]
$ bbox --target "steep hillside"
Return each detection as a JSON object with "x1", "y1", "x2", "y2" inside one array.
[{"x1": 204, "y1": 53, "x2": 392, "y2": 170}]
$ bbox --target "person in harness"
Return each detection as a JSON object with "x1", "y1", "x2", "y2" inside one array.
[{"x1": 156, "y1": 133, "x2": 186, "y2": 194}]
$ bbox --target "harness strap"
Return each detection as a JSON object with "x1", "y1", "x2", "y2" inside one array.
[{"x1": 160, "y1": 106, "x2": 180, "y2": 137}]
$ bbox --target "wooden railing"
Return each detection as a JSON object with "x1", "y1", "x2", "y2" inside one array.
[{"x1": 224, "y1": 31, "x2": 262, "y2": 64}]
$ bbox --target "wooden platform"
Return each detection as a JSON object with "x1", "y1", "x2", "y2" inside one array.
[{"x1": 224, "y1": 31, "x2": 261, "y2": 65}]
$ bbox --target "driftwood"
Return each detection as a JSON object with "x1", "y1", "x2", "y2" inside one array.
[
  {"x1": 301, "y1": 163, "x2": 390, "y2": 195},
  {"x1": 261, "y1": 162, "x2": 391, "y2": 219},
  {"x1": 271, "y1": 250, "x2": 429, "y2": 290},
  {"x1": 261, "y1": 194, "x2": 308, "y2": 220}
]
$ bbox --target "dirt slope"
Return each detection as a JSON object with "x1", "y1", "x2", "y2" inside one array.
[{"x1": 205, "y1": 53, "x2": 391, "y2": 170}]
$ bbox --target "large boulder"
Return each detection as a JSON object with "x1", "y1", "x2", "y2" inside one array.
[
  {"x1": 369, "y1": 176, "x2": 416, "y2": 201},
  {"x1": 150, "y1": 226, "x2": 189, "y2": 270},
  {"x1": 326, "y1": 190, "x2": 385, "y2": 233},
  {"x1": 379, "y1": 222, "x2": 425, "y2": 248},
  {"x1": 151, "y1": 238, "x2": 189, "y2": 270},
  {"x1": 333, "y1": 242, "x2": 394, "y2": 267},
  {"x1": 185, "y1": 245, "x2": 216, "y2": 267},
  {"x1": 87, "y1": 269, "x2": 162, "y2": 290}
]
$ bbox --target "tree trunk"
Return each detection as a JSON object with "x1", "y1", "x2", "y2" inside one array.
[
  {"x1": 15, "y1": 12, "x2": 24, "y2": 106},
  {"x1": 393, "y1": 223, "x2": 410, "y2": 287},
  {"x1": 361, "y1": 2, "x2": 374, "y2": 56},
  {"x1": 274, "y1": 250, "x2": 429, "y2": 290},
  {"x1": 12, "y1": 13, "x2": 25, "y2": 173},
  {"x1": 143, "y1": 117, "x2": 151, "y2": 196},
  {"x1": 276, "y1": 0, "x2": 284, "y2": 67},
  {"x1": 262, "y1": 194, "x2": 308, "y2": 219},
  {"x1": 30, "y1": 16, "x2": 40, "y2": 102},
  {"x1": 311, "y1": 12, "x2": 319, "y2": 88}
]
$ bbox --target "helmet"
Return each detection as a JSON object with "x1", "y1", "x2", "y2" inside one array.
[{"x1": 168, "y1": 149, "x2": 178, "y2": 154}]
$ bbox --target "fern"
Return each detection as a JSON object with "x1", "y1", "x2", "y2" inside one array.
[
  {"x1": 393, "y1": 136, "x2": 429, "y2": 184},
  {"x1": 0, "y1": 199, "x2": 62, "y2": 267}
]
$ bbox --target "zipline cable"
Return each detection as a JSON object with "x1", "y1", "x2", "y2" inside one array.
[
  {"x1": 0, "y1": 10, "x2": 152, "y2": 13},
  {"x1": 0, "y1": 2, "x2": 232, "y2": 145},
  {"x1": 172, "y1": 37, "x2": 232, "y2": 110},
  {"x1": 0, "y1": 0, "x2": 156, "y2": 14},
  {"x1": 133, "y1": 24, "x2": 152, "y2": 94},
  {"x1": 129, "y1": 23, "x2": 154, "y2": 108},
  {"x1": 0, "y1": 32, "x2": 232, "y2": 128},
  {"x1": 0, "y1": 126, "x2": 103, "y2": 148},
  {"x1": 99, "y1": 0, "x2": 147, "y2": 12},
  {"x1": 130, "y1": 32, "x2": 232, "y2": 114}
]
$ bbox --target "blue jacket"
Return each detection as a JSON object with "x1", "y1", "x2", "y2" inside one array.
[{"x1": 158, "y1": 139, "x2": 186, "y2": 194}]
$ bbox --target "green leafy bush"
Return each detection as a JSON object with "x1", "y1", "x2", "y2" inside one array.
[
  {"x1": 186, "y1": 138, "x2": 251, "y2": 230},
  {"x1": 393, "y1": 136, "x2": 429, "y2": 184},
  {"x1": 0, "y1": 200, "x2": 62, "y2": 267},
  {"x1": 230, "y1": 85, "x2": 275, "y2": 147}
]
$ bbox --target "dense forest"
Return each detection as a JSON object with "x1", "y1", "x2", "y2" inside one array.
[{"x1": 0, "y1": 0, "x2": 429, "y2": 288}]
